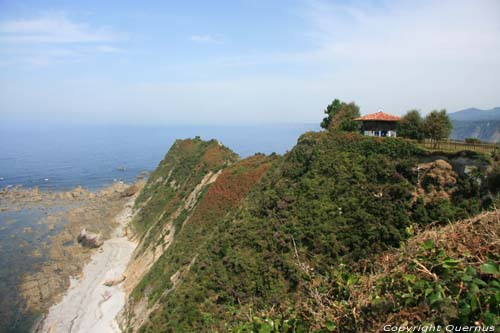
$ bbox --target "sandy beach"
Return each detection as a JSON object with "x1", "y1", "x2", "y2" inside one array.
[{"x1": 37, "y1": 198, "x2": 137, "y2": 333}]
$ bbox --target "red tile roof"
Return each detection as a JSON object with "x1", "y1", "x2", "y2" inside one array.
[{"x1": 354, "y1": 111, "x2": 401, "y2": 122}]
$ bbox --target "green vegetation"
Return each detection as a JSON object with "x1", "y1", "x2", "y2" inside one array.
[
  {"x1": 320, "y1": 99, "x2": 360, "y2": 132},
  {"x1": 465, "y1": 137, "x2": 481, "y2": 144},
  {"x1": 415, "y1": 140, "x2": 499, "y2": 154},
  {"x1": 398, "y1": 109, "x2": 453, "y2": 146},
  {"x1": 129, "y1": 154, "x2": 278, "y2": 331},
  {"x1": 123, "y1": 103, "x2": 500, "y2": 332},
  {"x1": 131, "y1": 137, "x2": 238, "y2": 250},
  {"x1": 424, "y1": 110, "x2": 453, "y2": 146},
  {"x1": 397, "y1": 109, "x2": 425, "y2": 140},
  {"x1": 127, "y1": 129, "x2": 497, "y2": 332},
  {"x1": 234, "y1": 213, "x2": 499, "y2": 332}
]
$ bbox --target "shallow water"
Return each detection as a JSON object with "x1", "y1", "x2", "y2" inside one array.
[{"x1": 0, "y1": 205, "x2": 72, "y2": 332}]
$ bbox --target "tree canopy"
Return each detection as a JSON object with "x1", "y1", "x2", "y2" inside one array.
[
  {"x1": 397, "y1": 109, "x2": 425, "y2": 140},
  {"x1": 320, "y1": 99, "x2": 360, "y2": 132},
  {"x1": 423, "y1": 109, "x2": 453, "y2": 144},
  {"x1": 397, "y1": 109, "x2": 452, "y2": 144}
]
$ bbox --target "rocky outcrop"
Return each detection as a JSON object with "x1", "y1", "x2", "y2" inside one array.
[
  {"x1": 415, "y1": 159, "x2": 458, "y2": 202},
  {"x1": 419, "y1": 152, "x2": 490, "y2": 177},
  {"x1": 77, "y1": 228, "x2": 103, "y2": 248},
  {"x1": 121, "y1": 184, "x2": 140, "y2": 198},
  {"x1": 0, "y1": 182, "x2": 132, "y2": 212}
]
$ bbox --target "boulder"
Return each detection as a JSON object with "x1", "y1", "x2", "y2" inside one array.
[
  {"x1": 77, "y1": 228, "x2": 103, "y2": 248},
  {"x1": 121, "y1": 184, "x2": 139, "y2": 197},
  {"x1": 103, "y1": 275, "x2": 126, "y2": 287},
  {"x1": 434, "y1": 159, "x2": 452, "y2": 170}
]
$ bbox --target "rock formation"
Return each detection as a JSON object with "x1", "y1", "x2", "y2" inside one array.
[{"x1": 77, "y1": 228, "x2": 103, "y2": 248}]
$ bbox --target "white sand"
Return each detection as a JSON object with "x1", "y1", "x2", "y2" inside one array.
[{"x1": 38, "y1": 200, "x2": 136, "y2": 333}]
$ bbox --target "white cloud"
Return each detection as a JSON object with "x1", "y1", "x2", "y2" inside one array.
[
  {"x1": 0, "y1": 12, "x2": 117, "y2": 44},
  {"x1": 189, "y1": 34, "x2": 222, "y2": 44},
  {"x1": 0, "y1": 45, "x2": 125, "y2": 68},
  {"x1": 1, "y1": 1, "x2": 499, "y2": 123},
  {"x1": 119, "y1": 0, "x2": 500, "y2": 121},
  {"x1": 0, "y1": 13, "x2": 124, "y2": 67},
  {"x1": 304, "y1": 0, "x2": 500, "y2": 62},
  {"x1": 294, "y1": 0, "x2": 500, "y2": 114}
]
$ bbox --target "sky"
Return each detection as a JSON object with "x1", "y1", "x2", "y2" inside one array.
[{"x1": 0, "y1": 0, "x2": 499, "y2": 125}]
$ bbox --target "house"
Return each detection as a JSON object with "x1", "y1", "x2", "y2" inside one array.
[{"x1": 354, "y1": 111, "x2": 401, "y2": 137}]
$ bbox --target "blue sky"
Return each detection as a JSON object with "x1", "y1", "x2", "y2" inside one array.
[{"x1": 1, "y1": 0, "x2": 499, "y2": 125}]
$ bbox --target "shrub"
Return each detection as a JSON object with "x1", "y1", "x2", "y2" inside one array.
[{"x1": 465, "y1": 137, "x2": 481, "y2": 144}]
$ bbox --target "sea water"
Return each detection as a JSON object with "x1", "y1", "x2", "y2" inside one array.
[
  {"x1": 0, "y1": 124, "x2": 317, "y2": 190},
  {"x1": 0, "y1": 123, "x2": 317, "y2": 332}
]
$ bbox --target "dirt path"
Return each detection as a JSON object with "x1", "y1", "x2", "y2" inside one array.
[{"x1": 38, "y1": 199, "x2": 137, "y2": 333}]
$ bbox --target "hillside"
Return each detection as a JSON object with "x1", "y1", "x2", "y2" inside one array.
[
  {"x1": 239, "y1": 210, "x2": 499, "y2": 332},
  {"x1": 118, "y1": 137, "x2": 239, "y2": 326},
  {"x1": 450, "y1": 107, "x2": 500, "y2": 142},
  {"x1": 120, "y1": 132, "x2": 499, "y2": 332}
]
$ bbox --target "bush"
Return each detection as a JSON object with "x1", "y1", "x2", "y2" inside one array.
[{"x1": 465, "y1": 137, "x2": 481, "y2": 144}]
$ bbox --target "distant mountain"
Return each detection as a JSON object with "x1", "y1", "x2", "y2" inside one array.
[
  {"x1": 449, "y1": 107, "x2": 500, "y2": 142},
  {"x1": 449, "y1": 107, "x2": 500, "y2": 121}
]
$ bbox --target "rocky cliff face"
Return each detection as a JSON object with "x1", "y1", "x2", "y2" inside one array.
[
  {"x1": 120, "y1": 133, "x2": 499, "y2": 332},
  {"x1": 451, "y1": 120, "x2": 500, "y2": 142},
  {"x1": 449, "y1": 107, "x2": 500, "y2": 142}
]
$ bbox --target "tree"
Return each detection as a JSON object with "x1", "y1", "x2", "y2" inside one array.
[
  {"x1": 397, "y1": 109, "x2": 425, "y2": 140},
  {"x1": 320, "y1": 99, "x2": 360, "y2": 132},
  {"x1": 422, "y1": 109, "x2": 453, "y2": 147},
  {"x1": 320, "y1": 99, "x2": 342, "y2": 129}
]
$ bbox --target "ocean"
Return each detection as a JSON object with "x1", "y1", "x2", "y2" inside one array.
[
  {"x1": 0, "y1": 123, "x2": 317, "y2": 332},
  {"x1": 0, "y1": 124, "x2": 317, "y2": 191}
]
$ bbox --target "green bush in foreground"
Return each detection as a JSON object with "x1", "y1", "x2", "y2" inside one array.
[{"x1": 231, "y1": 214, "x2": 500, "y2": 332}]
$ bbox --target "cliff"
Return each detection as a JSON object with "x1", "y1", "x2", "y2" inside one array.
[
  {"x1": 449, "y1": 107, "x2": 500, "y2": 142},
  {"x1": 451, "y1": 120, "x2": 500, "y2": 143},
  {"x1": 120, "y1": 132, "x2": 499, "y2": 332},
  {"x1": 119, "y1": 138, "x2": 238, "y2": 305}
]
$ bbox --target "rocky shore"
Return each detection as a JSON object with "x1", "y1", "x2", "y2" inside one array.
[
  {"x1": 0, "y1": 185, "x2": 95, "y2": 212},
  {"x1": 0, "y1": 181, "x2": 143, "y2": 332},
  {"x1": 36, "y1": 195, "x2": 138, "y2": 333}
]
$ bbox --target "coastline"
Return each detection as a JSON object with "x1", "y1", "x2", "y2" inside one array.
[
  {"x1": 35, "y1": 194, "x2": 138, "y2": 333},
  {"x1": 0, "y1": 182, "x2": 144, "y2": 331}
]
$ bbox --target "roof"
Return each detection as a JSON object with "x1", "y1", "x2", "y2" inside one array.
[{"x1": 353, "y1": 111, "x2": 401, "y2": 122}]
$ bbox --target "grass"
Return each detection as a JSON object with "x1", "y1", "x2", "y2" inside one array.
[{"x1": 413, "y1": 139, "x2": 499, "y2": 154}]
